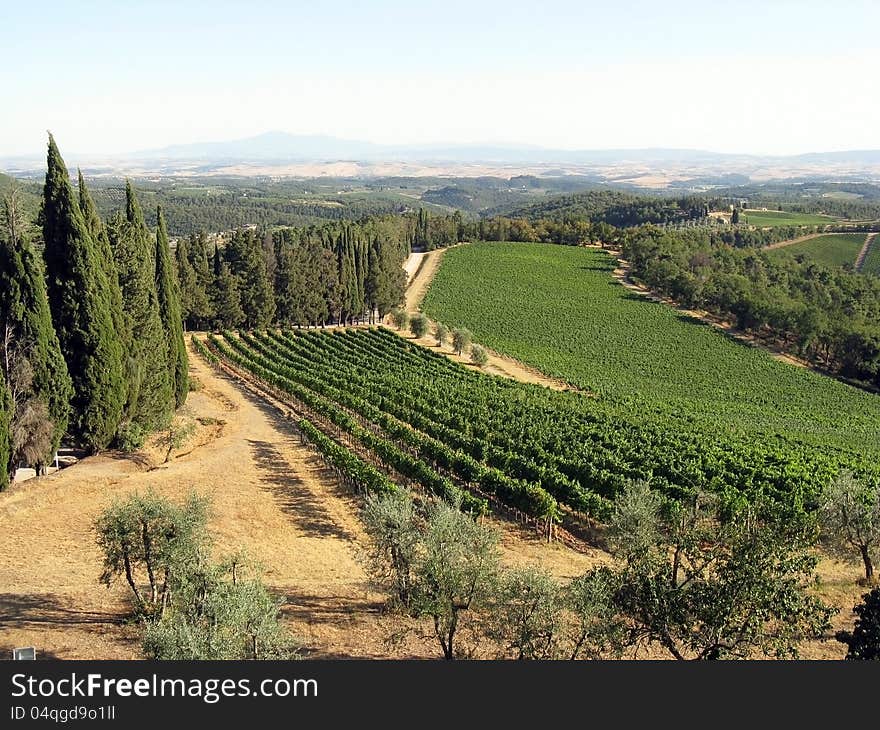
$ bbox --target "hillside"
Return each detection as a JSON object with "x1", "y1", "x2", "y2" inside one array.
[
  {"x1": 767, "y1": 233, "x2": 867, "y2": 268},
  {"x1": 421, "y1": 242, "x2": 880, "y2": 461}
]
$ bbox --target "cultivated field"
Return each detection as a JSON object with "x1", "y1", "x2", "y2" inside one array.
[
  {"x1": 740, "y1": 209, "x2": 838, "y2": 227},
  {"x1": 421, "y1": 242, "x2": 880, "y2": 464},
  {"x1": 860, "y1": 234, "x2": 880, "y2": 274},
  {"x1": 767, "y1": 232, "x2": 866, "y2": 268}
]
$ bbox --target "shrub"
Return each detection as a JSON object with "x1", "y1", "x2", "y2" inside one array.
[{"x1": 470, "y1": 344, "x2": 489, "y2": 367}]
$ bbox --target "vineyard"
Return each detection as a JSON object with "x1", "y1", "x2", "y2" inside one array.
[
  {"x1": 197, "y1": 325, "x2": 874, "y2": 538},
  {"x1": 740, "y1": 209, "x2": 839, "y2": 227},
  {"x1": 861, "y1": 235, "x2": 880, "y2": 275},
  {"x1": 767, "y1": 232, "x2": 866, "y2": 268}
]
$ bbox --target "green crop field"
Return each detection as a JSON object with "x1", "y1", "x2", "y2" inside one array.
[
  {"x1": 767, "y1": 233, "x2": 866, "y2": 268},
  {"x1": 421, "y1": 242, "x2": 880, "y2": 461},
  {"x1": 204, "y1": 325, "x2": 875, "y2": 524},
  {"x1": 741, "y1": 209, "x2": 837, "y2": 227},
  {"x1": 860, "y1": 235, "x2": 880, "y2": 275}
]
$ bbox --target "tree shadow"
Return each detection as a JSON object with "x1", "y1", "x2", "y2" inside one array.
[
  {"x1": 0, "y1": 591, "x2": 138, "y2": 659},
  {"x1": 247, "y1": 439, "x2": 356, "y2": 542}
]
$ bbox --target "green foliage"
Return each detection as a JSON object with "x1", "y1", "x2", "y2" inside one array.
[
  {"x1": 837, "y1": 587, "x2": 880, "y2": 660},
  {"x1": 434, "y1": 322, "x2": 449, "y2": 347},
  {"x1": 819, "y1": 471, "x2": 880, "y2": 581},
  {"x1": 211, "y1": 262, "x2": 245, "y2": 329},
  {"x1": 607, "y1": 483, "x2": 834, "y2": 659},
  {"x1": 469, "y1": 343, "x2": 488, "y2": 367},
  {"x1": 484, "y1": 566, "x2": 563, "y2": 659},
  {"x1": 422, "y1": 242, "x2": 880, "y2": 492},
  {"x1": 95, "y1": 490, "x2": 209, "y2": 617},
  {"x1": 142, "y1": 557, "x2": 297, "y2": 660},
  {"x1": 107, "y1": 182, "x2": 173, "y2": 433},
  {"x1": 740, "y1": 209, "x2": 838, "y2": 227},
  {"x1": 861, "y1": 235, "x2": 880, "y2": 276},
  {"x1": 409, "y1": 312, "x2": 429, "y2": 338},
  {"x1": 224, "y1": 230, "x2": 275, "y2": 328},
  {"x1": 155, "y1": 207, "x2": 189, "y2": 407},
  {"x1": 1, "y1": 187, "x2": 73, "y2": 461},
  {"x1": 565, "y1": 567, "x2": 626, "y2": 660},
  {"x1": 451, "y1": 327, "x2": 471, "y2": 355},
  {"x1": 623, "y1": 228, "x2": 880, "y2": 387},
  {"x1": 41, "y1": 135, "x2": 126, "y2": 451},
  {"x1": 362, "y1": 493, "x2": 500, "y2": 659},
  {"x1": 390, "y1": 308, "x2": 409, "y2": 331}
]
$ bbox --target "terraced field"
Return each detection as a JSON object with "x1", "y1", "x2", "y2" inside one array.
[
  {"x1": 767, "y1": 233, "x2": 866, "y2": 268},
  {"x1": 421, "y1": 242, "x2": 880, "y2": 462}
]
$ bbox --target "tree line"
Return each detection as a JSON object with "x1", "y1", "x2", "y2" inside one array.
[
  {"x1": 622, "y1": 225, "x2": 880, "y2": 389},
  {"x1": 175, "y1": 218, "x2": 410, "y2": 331},
  {"x1": 0, "y1": 135, "x2": 188, "y2": 487}
]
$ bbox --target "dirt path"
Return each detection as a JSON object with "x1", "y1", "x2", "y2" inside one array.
[
  {"x1": 402, "y1": 247, "x2": 576, "y2": 391},
  {"x1": 763, "y1": 232, "x2": 825, "y2": 250},
  {"x1": 0, "y1": 339, "x2": 598, "y2": 659},
  {"x1": 855, "y1": 232, "x2": 877, "y2": 271}
]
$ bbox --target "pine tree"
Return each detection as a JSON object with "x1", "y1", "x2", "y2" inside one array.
[
  {"x1": 1, "y1": 189, "x2": 73, "y2": 463},
  {"x1": 155, "y1": 207, "x2": 188, "y2": 408},
  {"x1": 106, "y1": 182, "x2": 173, "y2": 436},
  {"x1": 41, "y1": 135, "x2": 125, "y2": 451},
  {"x1": 0, "y1": 366, "x2": 9, "y2": 489}
]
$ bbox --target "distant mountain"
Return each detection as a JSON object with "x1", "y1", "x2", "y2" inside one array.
[{"x1": 134, "y1": 133, "x2": 880, "y2": 167}]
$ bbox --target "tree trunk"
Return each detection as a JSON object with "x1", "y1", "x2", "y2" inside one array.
[{"x1": 861, "y1": 544, "x2": 874, "y2": 582}]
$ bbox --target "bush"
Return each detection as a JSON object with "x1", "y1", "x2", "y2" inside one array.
[{"x1": 470, "y1": 344, "x2": 489, "y2": 367}]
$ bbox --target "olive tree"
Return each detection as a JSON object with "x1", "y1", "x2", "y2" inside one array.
[
  {"x1": 95, "y1": 490, "x2": 208, "y2": 617},
  {"x1": 470, "y1": 344, "x2": 489, "y2": 367},
  {"x1": 607, "y1": 481, "x2": 833, "y2": 660},
  {"x1": 819, "y1": 470, "x2": 880, "y2": 583},
  {"x1": 451, "y1": 327, "x2": 472, "y2": 356},
  {"x1": 564, "y1": 566, "x2": 627, "y2": 660},
  {"x1": 143, "y1": 557, "x2": 297, "y2": 660},
  {"x1": 434, "y1": 322, "x2": 449, "y2": 347},
  {"x1": 484, "y1": 566, "x2": 563, "y2": 659},
  {"x1": 409, "y1": 312, "x2": 429, "y2": 339},
  {"x1": 390, "y1": 308, "x2": 409, "y2": 331},
  {"x1": 362, "y1": 493, "x2": 499, "y2": 659}
]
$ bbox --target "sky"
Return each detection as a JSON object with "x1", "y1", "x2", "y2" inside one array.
[{"x1": 2, "y1": 0, "x2": 879, "y2": 157}]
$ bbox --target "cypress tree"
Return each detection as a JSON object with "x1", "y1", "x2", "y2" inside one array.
[
  {"x1": 0, "y1": 192, "x2": 73, "y2": 463},
  {"x1": 227, "y1": 231, "x2": 274, "y2": 328},
  {"x1": 212, "y1": 261, "x2": 245, "y2": 329},
  {"x1": 187, "y1": 232, "x2": 214, "y2": 329},
  {"x1": 174, "y1": 236, "x2": 196, "y2": 326},
  {"x1": 0, "y1": 366, "x2": 9, "y2": 489},
  {"x1": 106, "y1": 182, "x2": 173, "y2": 436},
  {"x1": 155, "y1": 207, "x2": 188, "y2": 408},
  {"x1": 41, "y1": 135, "x2": 125, "y2": 451}
]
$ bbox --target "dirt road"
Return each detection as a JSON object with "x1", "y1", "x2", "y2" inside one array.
[
  {"x1": 0, "y1": 339, "x2": 598, "y2": 659},
  {"x1": 402, "y1": 247, "x2": 576, "y2": 391}
]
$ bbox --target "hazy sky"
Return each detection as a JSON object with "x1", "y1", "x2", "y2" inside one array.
[{"x1": 3, "y1": 0, "x2": 878, "y2": 156}]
